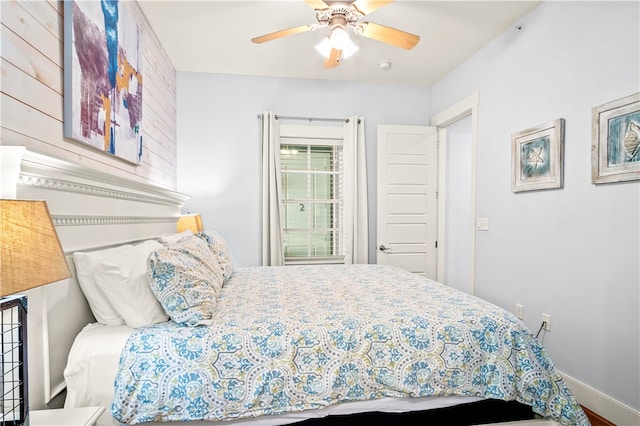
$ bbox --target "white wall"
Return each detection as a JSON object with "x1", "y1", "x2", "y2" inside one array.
[
  {"x1": 444, "y1": 116, "x2": 473, "y2": 294},
  {"x1": 430, "y1": 1, "x2": 639, "y2": 413},
  {"x1": 176, "y1": 73, "x2": 430, "y2": 268}
]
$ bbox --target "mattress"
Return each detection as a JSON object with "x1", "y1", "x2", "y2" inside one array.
[
  {"x1": 94, "y1": 264, "x2": 587, "y2": 425},
  {"x1": 64, "y1": 323, "x2": 133, "y2": 426}
]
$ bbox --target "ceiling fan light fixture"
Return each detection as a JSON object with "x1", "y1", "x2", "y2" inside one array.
[
  {"x1": 315, "y1": 27, "x2": 359, "y2": 59},
  {"x1": 315, "y1": 36, "x2": 333, "y2": 58},
  {"x1": 332, "y1": 27, "x2": 359, "y2": 58}
]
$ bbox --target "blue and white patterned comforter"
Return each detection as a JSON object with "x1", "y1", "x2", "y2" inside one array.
[{"x1": 112, "y1": 264, "x2": 589, "y2": 425}]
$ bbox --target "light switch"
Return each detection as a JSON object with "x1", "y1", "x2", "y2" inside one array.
[{"x1": 477, "y1": 218, "x2": 489, "y2": 231}]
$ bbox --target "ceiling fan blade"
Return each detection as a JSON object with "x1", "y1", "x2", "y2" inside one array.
[
  {"x1": 251, "y1": 25, "x2": 313, "y2": 44},
  {"x1": 324, "y1": 49, "x2": 342, "y2": 68},
  {"x1": 351, "y1": 0, "x2": 394, "y2": 15},
  {"x1": 357, "y1": 22, "x2": 420, "y2": 50},
  {"x1": 305, "y1": 0, "x2": 329, "y2": 10}
]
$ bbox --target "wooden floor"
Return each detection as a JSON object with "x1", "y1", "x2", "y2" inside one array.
[{"x1": 582, "y1": 405, "x2": 616, "y2": 426}]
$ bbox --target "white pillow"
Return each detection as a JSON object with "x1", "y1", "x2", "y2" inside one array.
[
  {"x1": 93, "y1": 240, "x2": 169, "y2": 328},
  {"x1": 157, "y1": 229, "x2": 193, "y2": 246},
  {"x1": 73, "y1": 246, "x2": 131, "y2": 325}
]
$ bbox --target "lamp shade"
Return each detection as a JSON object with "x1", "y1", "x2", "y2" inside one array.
[
  {"x1": 0, "y1": 200, "x2": 71, "y2": 298},
  {"x1": 176, "y1": 214, "x2": 204, "y2": 234}
]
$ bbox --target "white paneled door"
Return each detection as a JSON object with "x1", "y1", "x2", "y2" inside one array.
[{"x1": 377, "y1": 125, "x2": 438, "y2": 278}]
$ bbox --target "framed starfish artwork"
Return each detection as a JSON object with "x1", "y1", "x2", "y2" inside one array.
[
  {"x1": 591, "y1": 93, "x2": 640, "y2": 184},
  {"x1": 511, "y1": 118, "x2": 565, "y2": 192}
]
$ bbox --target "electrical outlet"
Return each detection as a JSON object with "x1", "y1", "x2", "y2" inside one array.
[
  {"x1": 542, "y1": 313, "x2": 551, "y2": 331},
  {"x1": 477, "y1": 218, "x2": 489, "y2": 231},
  {"x1": 515, "y1": 304, "x2": 523, "y2": 320}
]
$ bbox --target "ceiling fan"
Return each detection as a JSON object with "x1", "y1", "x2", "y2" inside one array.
[{"x1": 251, "y1": 0, "x2": 420, "y2": 68}]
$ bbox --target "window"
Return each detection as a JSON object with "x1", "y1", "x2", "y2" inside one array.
[
  {"x1": 280, "y1": 133, "x2": 344, "y2": 263},
  {"x1": 261, "y1": 113, "x2": 367, "y2": 266}
]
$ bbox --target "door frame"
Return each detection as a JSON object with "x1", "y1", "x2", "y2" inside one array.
[{"x1": 430, "y1": 92, "x2": 479, "y2": 294}]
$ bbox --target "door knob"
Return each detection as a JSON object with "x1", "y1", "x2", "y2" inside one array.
[{"x1": 379, "y1": 245, "x2": 392, "y2": 252}]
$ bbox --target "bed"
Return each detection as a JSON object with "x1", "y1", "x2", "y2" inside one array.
[
  {"x1": 7, "y1": 149, "x2": 587, "y2": 425},
  {"x1": 63, "y1": 231, "x2": 589, "y2": 426}
]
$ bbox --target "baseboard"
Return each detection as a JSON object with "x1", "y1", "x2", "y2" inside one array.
[{"x1": 561, "y1": 371, "x2": 640, "y2": 426}]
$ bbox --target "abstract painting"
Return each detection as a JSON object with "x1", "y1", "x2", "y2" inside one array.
[
  {"x1": 64, "y1": 0, "x2": 143, "y2": 164},
  {"x1": 511, "y1": 118, "x2": 565, "y2": 192},
  {"x1": 591, "y1": 93, "x2": 640, "y2": 183}
]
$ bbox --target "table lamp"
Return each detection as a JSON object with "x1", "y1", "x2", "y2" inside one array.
[
  {"x1": 1, "y1": 200, "x2": 71, "y2": 425},
  {"x1": 176, "y1": 213, "x2": 204, "y2": 234}
]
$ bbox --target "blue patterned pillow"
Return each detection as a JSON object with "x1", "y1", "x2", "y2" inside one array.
[
  {"x1": 195, "y1": 230, "x2": 234, "y2": 282},
  {"x1": 147, "y1": 236, "x2": 223, "y2": 326}
]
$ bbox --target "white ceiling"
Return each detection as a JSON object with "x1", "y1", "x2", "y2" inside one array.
[{"x1": 138, "y1": 1, "x2": 541, "y2": 86}]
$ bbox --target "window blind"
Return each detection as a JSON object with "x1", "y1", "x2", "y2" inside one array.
[{"x1": 280, "y1": 140, "x2": 344, "y2": 263}]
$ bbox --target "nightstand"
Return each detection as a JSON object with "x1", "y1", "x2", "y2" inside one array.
[{"x1": 30, "y1": 406, "x2": 105, "y2": 426}]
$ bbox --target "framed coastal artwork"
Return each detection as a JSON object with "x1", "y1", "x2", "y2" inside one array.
[
  {"x1": 511, "y1": 118, "x2": 565, "y2": 192},
  {"x1": 64, "y1": 0, "x2": 143, "y2": 164},
  {"x1": 591, "y1": 92, "x2": 640, "y2": 184}
]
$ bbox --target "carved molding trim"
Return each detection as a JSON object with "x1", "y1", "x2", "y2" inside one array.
[
  {"x1": 52, "y1": 215, "x2": 176, "y2": 227},
  {"x1": 19, "y1": 174, "x2": 180, "y2": 206},
  {"x1": 10, "y1": 146, "x2": 189, "y2": 208}
]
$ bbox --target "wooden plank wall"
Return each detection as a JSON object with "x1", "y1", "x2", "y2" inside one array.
[{"x1": 1, "y1": 0, "x2": 178, "y2": 189}]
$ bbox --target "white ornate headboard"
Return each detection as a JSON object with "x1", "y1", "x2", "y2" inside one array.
[{"x1": 3, "y1": 148, "x2": 189, "y2": 410}]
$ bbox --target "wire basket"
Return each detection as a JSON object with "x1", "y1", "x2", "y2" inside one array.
[{"x1": 1, "y1": 295, "x2": 28, "y2": 426}]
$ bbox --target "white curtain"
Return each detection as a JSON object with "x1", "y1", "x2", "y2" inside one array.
[
  {"x1": 343, "y1": 116, "x2": 369, "y2": 264},
  {"x1": 260, "y1": 112, "x2": 285, "y2": 266}
]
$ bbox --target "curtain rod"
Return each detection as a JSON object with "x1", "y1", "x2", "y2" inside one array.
[
  {"x1": 276, "y1": 114, "x2": 348, "y2": 123},
  {"x1": 257, "y1": 114, "x2": 360, "y2": 124}
]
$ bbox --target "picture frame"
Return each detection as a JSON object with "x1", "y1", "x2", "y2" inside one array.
[
  {"x1": 591, "y1": 92, "x2": 640, "y2": 184},
  {"x1": 511, "y1": 118, "x2": 565, "y2": 192},
  {"x1": 63, "y1": 0, "x2": 144, "y2": 165}
]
